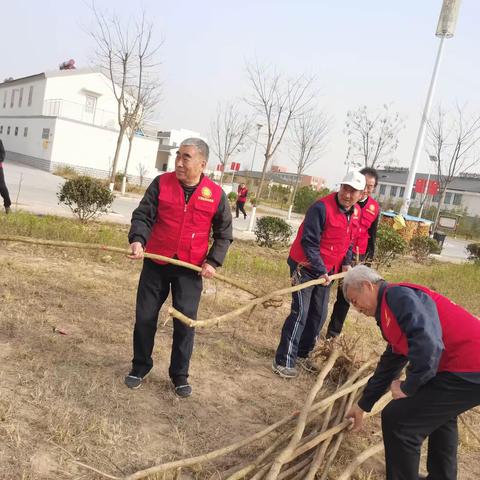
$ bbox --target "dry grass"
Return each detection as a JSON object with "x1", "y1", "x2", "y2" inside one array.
[{"x1": 0, "y1": 233, "x2": 479, "y2": 479}]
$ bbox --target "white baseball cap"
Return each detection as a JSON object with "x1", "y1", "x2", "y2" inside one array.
[{"x1": 340, "y1": 171, "x2": 366, "y2": 191}]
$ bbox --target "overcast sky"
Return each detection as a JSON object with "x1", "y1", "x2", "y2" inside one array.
[{"x1": 2, "y1": 0, "x2": 479, "y2": 187}]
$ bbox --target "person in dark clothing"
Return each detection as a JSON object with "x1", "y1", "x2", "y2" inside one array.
[
  {"x1": 272, "y1": 171, "x2": 365, "y2": 379},
  {"x1": 125, "y1": 138, "x2": 233, "y2": 397},
  {"x1": 343, "y1": 265, "x2": 480, "y2": 480},
  {"x1": 0, "y1": 140, "x2": 12, "y2": 214},
  {"x1": 236, "y1": 183, "x2": 248, "y2": 219},
  {"x1": 326, "y1": 167, "x2": 380, "y2": 338}
]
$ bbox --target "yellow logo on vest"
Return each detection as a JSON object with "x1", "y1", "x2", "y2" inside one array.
[{"x1": 199, "y1": 186, "x2": 214, "y2": 203}]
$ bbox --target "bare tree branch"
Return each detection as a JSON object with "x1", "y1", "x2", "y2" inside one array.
[
  {"x1": 427, "y1": 104, "x2": 480, "y2": 229},
  {"x1": 289, "y1": 112, "x2": 330, "y2": 206},
  {"x1": 245, "y1": 61, "x2": 316, "y2": 201},
  {"x1": 345, "y1": 104, "x2": 404, "y2": 169},
  {"x1": 210, "y1": 102, "x2": 252, "y2": 185}
]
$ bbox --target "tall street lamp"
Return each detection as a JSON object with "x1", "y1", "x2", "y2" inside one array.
[{"x1": 400, "y1": 0, "x2": 461, "y2": 216}]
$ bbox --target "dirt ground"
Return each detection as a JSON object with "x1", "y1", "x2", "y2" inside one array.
[{"x1": 0, "y1": 242, "x2": 479, "y2": 479}]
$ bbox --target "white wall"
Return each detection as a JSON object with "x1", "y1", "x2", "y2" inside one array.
[
  {"x1": 0, "y1": 117, "x2": 55, "y2": 161},
  {"x1": 50, "y1": 118, "x2": 159, "y2": 179},
  {"x1": 0, "y1": 77, "x2": 46, "y2": 116},
  {"x1": 43, "y1": 71, "x2": 119, "y2": 129}
]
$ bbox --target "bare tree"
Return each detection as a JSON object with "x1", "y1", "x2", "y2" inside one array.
[
  {"x1": 427, "y1": 105, "x2": 480, "y2": 229},
  {"x1": 122, "y1": 82, "x2": 162, "y2": 193},
  {"x1": 210, "y1": 102, "x2": 251, "y2": 185},
  {"x1": 89, "y1": 5, "x2": 162, "y2": 186},
  {"x1": 345, "y1": 104, "x2": 404, "y2": 169},
  {"x1": 288, "y1": 112, "x2": 330, "y2": 207},
  {"x1": 245, "y1": 61, "x2": 315, "y2": 202}
]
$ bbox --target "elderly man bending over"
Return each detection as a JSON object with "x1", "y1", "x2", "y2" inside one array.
[{"x1": 343, "y1": 265, "x2": 480, "y2": 480}]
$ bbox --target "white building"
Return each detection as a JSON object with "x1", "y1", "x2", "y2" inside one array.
[{"x1": 0, "y1": 69, "x2": 163, "y2": 184}]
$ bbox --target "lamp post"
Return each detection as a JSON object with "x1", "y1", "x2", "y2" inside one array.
[
  {"x1": 247, "y1": 123, "x2": 263, "y2": 232},
  {"x1": 400, "y1": 0, "x2": 461, "y2": 216}
]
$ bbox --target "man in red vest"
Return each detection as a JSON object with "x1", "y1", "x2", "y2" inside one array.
[
  {"x1": 125, "y1": 138, "x2": 233, "y2": 397},
  {"x1": 272, "y1": 171, "x2": 365, "y2": 378},
  {"x1": 236, "y1": 183, "x2": 248, "y2": 219},
  {"x1": 326, "y1": 167, "x2": 380, "y2": 338},
  {"x1": 343, "y1": 265, "x2": 480, "y2": 480}
]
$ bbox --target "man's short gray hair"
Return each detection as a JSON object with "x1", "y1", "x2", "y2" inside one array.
[
  {"x1": 342, "y1": 265, "x2": 384, "y2": 300},
  {"x1": 180, "y1": 137, "x2": 209, "y2": 160}
]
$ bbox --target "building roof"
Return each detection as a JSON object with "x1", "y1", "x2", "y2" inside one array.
[
  {"x1": 1, "y1": 68, "x2": 101, "y2": 87},
  {"x1": 377, "y1": 168, "x2": 480, "y2": 194}
]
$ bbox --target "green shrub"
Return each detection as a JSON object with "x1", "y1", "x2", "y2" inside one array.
[
  {"x1": 409, "y1": 235, "x2": 441, "y2": 262},
  {"x1": 466, "y1": 243, "x2": 480, "y2": 262},
  {"x1": 293, "y1": 186, "x2": 329, "y2": 214},
  {"x1": 58, "y1": 176, "x2": 114, "y2": 223},
  {"x1": 374, "y1": 224, "x2": 408, "y2": 267},
  {"x1": 227, "y1": 191, "x2": 238, "y2": 202},
  {"x1": 254, "y1": 216, "x2": 292, "y2": 248}
]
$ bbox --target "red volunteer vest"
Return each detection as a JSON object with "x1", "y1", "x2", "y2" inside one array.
[
  {"x1": 289, "y1": 192, "x2": 360, "y2": 274},
  {"x1": 145, "y1": 173, "x2": 222, "y2": 266},
  {"x1": 237, "y1": 187, "x2": 248, "y2": 203},
  {"x1": 354, "y1": 196, "x2": 379, "y2": 255},
  {"x1": 381, "y1": 283, "x2": 480, "y2": 372}
]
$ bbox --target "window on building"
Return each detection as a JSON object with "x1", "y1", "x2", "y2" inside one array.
[
  {"x1": 85, "y1": 95, "x2": 97, "y2": 114},
  {"x1": 42, "y1": 128, "x2": 50, "y2": 139},
  {"x1": 10, "y1": 89, "x2": 15, "y2": 108},
  {"x1": 379, "y1": 184, "x2": 386, "y2": 195},
  {"x1": 444, "y1": 192, "x2": 452, "y2": 204},
  {"x1": 7, "y1": 126, "x2": 10, "y2": 135},
  {"x1": 453, "y1": 193, "x2": 462, "y2": 206},
  {"x1": 23, "y1": 127, "x2": 28, "y2": 137},
  {"x1": 399, "y1": 187, "x2": 405, "y2": 197},
  {"x1": 19, "y1": 87, "x2": 24, "y2": 107},
  {"x1": 28, "y1": 86, "x2": 34, "y2": 106},
  {"x1": 390, "y1": 186, "x2": 398, "y2": 197},
  {"x1": 14, "y1": 126, "x2": 18, "y2": 136},
  {"x1": 2, "y1": 91, "x2": 6, "y2": 109}
]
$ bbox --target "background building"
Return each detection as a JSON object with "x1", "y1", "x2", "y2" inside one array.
[{"x1": 375, "y1": 167, "x2": 480, "y2": 216}]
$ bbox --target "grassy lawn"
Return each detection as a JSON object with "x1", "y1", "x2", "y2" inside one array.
[{"x1": 0, "y1": 211, "x2": 478, "y2": 479}]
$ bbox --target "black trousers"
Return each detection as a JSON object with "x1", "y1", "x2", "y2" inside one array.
[
  {"x1": 0, "y1": 166, "x2": 11, "y2": 208},
  {"x1": 275, "y1": 258, "x2": 331, "y2": 368},
  {"x1": 235, "y1": 200, "x2": 247, "y2": 218},
  {"x1": 131, "y1": 259, "x2": 203, "y2": 380},
  {"x1": 381, "y1": 372, "x2": 480, "y2": 480},
  {"x1": 326, "y1": 254, "x2": 365, "y2": 338}
]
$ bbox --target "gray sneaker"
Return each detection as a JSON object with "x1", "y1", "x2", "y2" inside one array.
[
  {"x1": 272, "y1": 361, "x2": 298, "y2": 379},
  {"x1": 297, "y1": 357, "x2": 320, "y2": 374}
]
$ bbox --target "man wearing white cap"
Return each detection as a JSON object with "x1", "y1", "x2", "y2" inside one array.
[{"x1": 272, "y1": 171, "x2": 365, "y2": 378}]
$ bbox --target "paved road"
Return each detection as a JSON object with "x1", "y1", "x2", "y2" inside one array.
[{"x1": 3, "y1": 160, "x2": 471, "y2": 261}]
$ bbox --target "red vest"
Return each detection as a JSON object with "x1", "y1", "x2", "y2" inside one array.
[
  {"x1": 237, "y1": 187, "x2": 248, "y2": 202},
  {"x1": 289, "y1": 192, "x2": 360, "y2": 274},
  {"x1": 145, "y1": 173, "x2": 223, "y2": 266},
  {"x1": 381, "y1": 283, "x2": 480, "y2": 372},
  {"x1": 354, "y1": 196, "x2": 379, "y2": 255}
]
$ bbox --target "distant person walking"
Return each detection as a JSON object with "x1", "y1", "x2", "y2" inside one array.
[
  {"x1": 0, "y1": 139, "x2": 12, "y2": 214},
  {"x1": 236, "y1": 183, "x2": 248, "y2": 219}
]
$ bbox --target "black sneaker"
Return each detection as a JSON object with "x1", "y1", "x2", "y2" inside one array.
[
  {"x1": 124, "y1": 370, "x2": 150, "y2": 389},
  {"x1": 172, "y1": 376, "x2": 192, "y2": 398}
]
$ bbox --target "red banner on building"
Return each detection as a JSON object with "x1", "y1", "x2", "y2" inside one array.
[
  {"x1": 230, "y1": 162, "x2": 241, "y2": 171},
  {"x1": 415, "y1": 179, "x2": 438, "y2": 195},
  {"x1": 427, "y1": 180, "x2": 439, "y2": 195}
]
